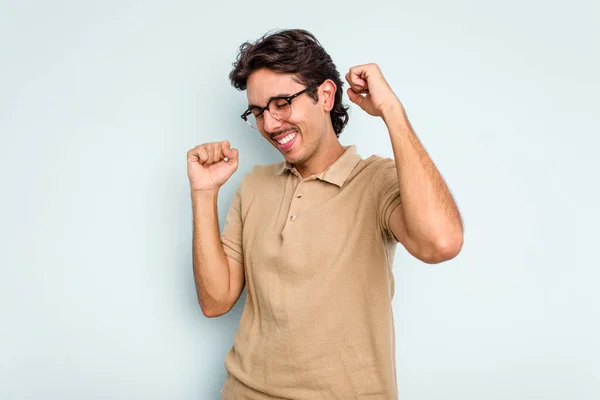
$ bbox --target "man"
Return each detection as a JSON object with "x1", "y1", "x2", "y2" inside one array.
[{"x1": 187, "y1": 29, "x2": 463, "y2": 399}]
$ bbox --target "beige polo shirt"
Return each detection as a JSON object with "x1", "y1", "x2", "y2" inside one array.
[{"x1": 220, "y1": 145, "x2": 402, "y2": 399}]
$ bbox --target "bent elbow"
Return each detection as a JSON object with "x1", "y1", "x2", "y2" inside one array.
[
  {"x1": 420, "y1": 234, "x2": 464, "y2": 264},
  {"x1": 200, "y1": 301, "x2": 233, "y2": 318},
  {"x1": 201, "y1": 306, "x2": 219, "y2": 318}
]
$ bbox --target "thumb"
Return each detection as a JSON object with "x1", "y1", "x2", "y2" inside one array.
[
  {"x1": 222, "y1": 147, "x2": 239, "y2": 164},
  {"x1": 347, "y1": 88, "x2": 365, "y2": 108}
]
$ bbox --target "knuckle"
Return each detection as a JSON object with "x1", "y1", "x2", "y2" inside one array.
[{"x1": 196, "y1": 146, "x2": 207, "y2": 155}]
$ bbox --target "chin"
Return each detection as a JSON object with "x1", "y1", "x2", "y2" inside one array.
[
  {"x1": 277, "y1": 133, "x2": 306, "y2": 163},
  {"x1": 283, "y1": 151, "x2": 305, "y2": 165}
]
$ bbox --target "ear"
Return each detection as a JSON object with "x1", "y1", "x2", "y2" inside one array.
[{"x1": 320, "y1": 79, "x2": 337, "y2": 112}]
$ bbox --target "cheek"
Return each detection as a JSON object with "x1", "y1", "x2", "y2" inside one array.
[{"x1": 291, "y1": 110, "x2": 314, "y2": 131}]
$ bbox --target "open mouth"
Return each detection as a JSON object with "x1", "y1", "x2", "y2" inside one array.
[{"x1": 275, "y1": 131, "x2": 298, "y2": 151}]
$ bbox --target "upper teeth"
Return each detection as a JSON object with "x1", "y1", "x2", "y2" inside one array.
[{"x1": 277, "y1": 131, "x2": 297, "y2": 145}]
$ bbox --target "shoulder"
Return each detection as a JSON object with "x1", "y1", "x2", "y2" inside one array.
[
  {"x1": 252, "y1": 161, "x2": 284, "y2": 176},
  {"x1": 350, "y1": 154, "x2": 396, "y2": 181},
  {"x1": 245, "y1": 162, "x2": 282, "y2": 182},
  {"x1": 236, "y1": 161, "x2": 282, "y2": 195}
]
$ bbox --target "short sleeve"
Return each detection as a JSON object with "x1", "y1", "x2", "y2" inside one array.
[
  {"x1": 221, "y1": 186, "x2": 244, "y2": 264},
  {"x1": 371, "y1": 158, "x2": 402, "y2": 242}
]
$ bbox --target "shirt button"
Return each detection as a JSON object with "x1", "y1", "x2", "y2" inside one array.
[
  {"x1": 290, "y1": 215, "x2": 296, "y2": 221},
  {"x1": 296, "y1": 193, "x2": 303, "y2": 198}
]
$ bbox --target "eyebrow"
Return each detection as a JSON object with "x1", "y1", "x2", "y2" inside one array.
[{"x1": 247, "y1": 93, "x2": 291, "y2": 109}]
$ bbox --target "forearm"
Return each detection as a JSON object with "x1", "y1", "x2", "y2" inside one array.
[
  {"x1": 191, "y1": 190, "x2": 232, "y2": 313},
  {"x1": 382, "y1": 104, "x2": 463, "y2": 247}
]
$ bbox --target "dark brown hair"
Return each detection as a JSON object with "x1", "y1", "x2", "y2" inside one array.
[{"x1": 230, "y1": 29, "x2": 349, "y2": 137}]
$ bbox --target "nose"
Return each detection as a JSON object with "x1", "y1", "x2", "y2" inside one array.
[{"x1": 262, "y1": 110, "x2": 283, "y2": 134}]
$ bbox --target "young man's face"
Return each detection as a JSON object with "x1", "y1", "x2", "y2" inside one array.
[{"x1": 246, "y1": 68, "x2": 330, "y2": 166}]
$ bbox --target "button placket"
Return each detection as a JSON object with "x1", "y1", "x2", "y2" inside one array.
[{"x1": 289, "y1": 181, "x2": 305, "y2": 222}]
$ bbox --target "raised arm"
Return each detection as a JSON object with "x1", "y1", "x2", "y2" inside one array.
[{"x1": 187, "y1": 141, "x2": 245, "y2": 317}]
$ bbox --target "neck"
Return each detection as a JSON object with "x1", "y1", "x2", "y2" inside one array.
[{"x1": 294, "y1": 133, "x2": 346, "y2": 178}]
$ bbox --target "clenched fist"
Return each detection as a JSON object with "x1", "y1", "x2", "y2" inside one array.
[
  {"x1": 187, "y1": 141, "x2": 239, "y2": 192},
  {"x1": 345, "y1": 63, "x2": 403, "y2": 118}
]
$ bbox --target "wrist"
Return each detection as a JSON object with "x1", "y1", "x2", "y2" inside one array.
[
  {"x1": 191, "y1": 188, "x2": 219, "y2": 200},
  {"x1": 380, "y1": 99, "x2": 405, "y2": 123}
]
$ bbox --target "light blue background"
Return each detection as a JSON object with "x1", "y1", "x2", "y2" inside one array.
[{"x1": 1, "y1": 0, "x2": 599, "y2": 399}]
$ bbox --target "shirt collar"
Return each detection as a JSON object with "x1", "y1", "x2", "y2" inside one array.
[{"x1": 276, "y1": 145, "x2": 362, "y2": 187}]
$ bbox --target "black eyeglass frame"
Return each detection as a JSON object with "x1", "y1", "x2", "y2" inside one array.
[{"x1": 240, "y1": 83, "x2": 320, "y2": 128}]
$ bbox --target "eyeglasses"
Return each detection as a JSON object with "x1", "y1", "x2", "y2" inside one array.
[{"x1": 241, "y1": 83, "x2": 320, "y2": 130}]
